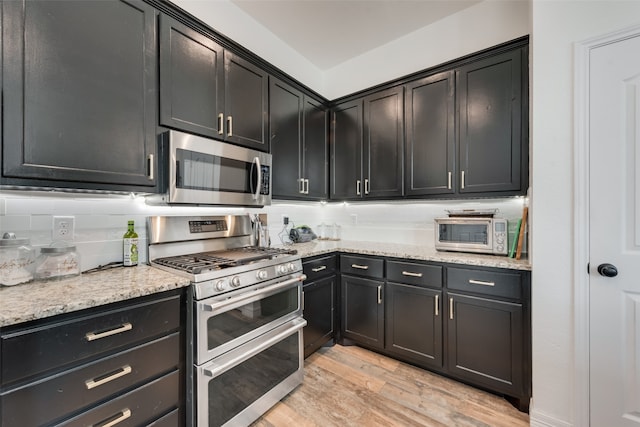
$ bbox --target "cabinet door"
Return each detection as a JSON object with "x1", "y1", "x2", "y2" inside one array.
[
  {"x1": 405, "y1": 71, "x2": 455, "y2": 196},
  {"x1": 270, "y1": 78, "x2": 303, "y2": 198},
  {"x1": 341, "y1": 275, "x2": 384, "y2": 349},
  {"x1": 457, "y1": 49, "x2": 524, "y2": 194},
  {"x1": 303, "y1": 97, "x2": 329, "y2": 199},
  {"x1": 303, "y1": 275, "x2": 336, "y2": 358},
  {"x1": 331, "y1": 100, "x2": 363, "y2": 199},
  {"x1": 447, "y1": 292, "x2": 524, "y2": 396},
  {"x1": 2, "y1": 0, "x2": 157, "y2": 189},
  {"x1": 363, "y1": 87, "x2": 404, "y2": 198},
  {"x1": 386, "y1": 282, "x2": 442, "y2": 369},
  {"x1": 159, "y1": 14, "x2": 224, "y2": 138},
  {"x1": 224, "y1": 52, "x2": 269, "y2": 151}
]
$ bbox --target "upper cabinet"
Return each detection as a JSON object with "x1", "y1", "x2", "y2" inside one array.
[
  {"x1": 456, "y1": 48, "x2": 526, "y2": 195},
  {"x1": 331, "y1": 87, "x2": 404, "y2": 200},
  {"x1": 1, "y1": 0, "x2": 157, "y2": 191},
  {"x1": 270, "y1": 78, "x2": 328, "y2": 200},
  {"x1": 159, "y1": 14, "x2": 269, "y2": 152}
]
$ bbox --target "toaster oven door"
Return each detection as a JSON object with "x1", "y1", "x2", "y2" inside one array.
[{"x1": 435, "y1": 219, "x2": 494, "y2": 253}]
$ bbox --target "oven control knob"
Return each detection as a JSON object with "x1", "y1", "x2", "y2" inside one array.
[
  {"x1": 231, "y1": 276, "x2": 241, "y2": 287},
  {"x1": 257, "y1": 270, "x2": 268, "y2": 280},
  {"x1": 215, "y1": 280, "x2": 227, "y2": 291},
  {"x1": 287, "y1": 263, "x2": 297, "y2": 272},
  {"x1": 277, "y1": 264, "x2": 287, "y2": 274}
]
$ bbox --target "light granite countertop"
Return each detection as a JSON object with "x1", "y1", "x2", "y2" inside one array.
[
  {"x1": 283, "y1": 240, "x2": 532, "y2": 271},
  {"x1": 0, "y1": 265, "x2": 191, "y2": 327}
]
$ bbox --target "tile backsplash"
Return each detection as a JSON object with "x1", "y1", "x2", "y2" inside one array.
[{"x1": 0, "y1": 190, "x2": 526, "y2": 271}]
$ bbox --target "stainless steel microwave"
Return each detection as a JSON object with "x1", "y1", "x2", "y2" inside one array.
[
  {"x1": 147, "y1": 130, "x2": 271, "y2": 207},
  {"x1": 435, "y1": 217, "x2": 508, "y2": 255}
]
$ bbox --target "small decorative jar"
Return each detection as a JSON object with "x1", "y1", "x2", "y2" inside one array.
[
  {"x1": 35, "y1": 242, "x2": 81, "y2": 281},
  {"x1": 0, "y1": 232, "x2": 36, "y2": 286}
]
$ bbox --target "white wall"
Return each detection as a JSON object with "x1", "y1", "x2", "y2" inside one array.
[{"x1": 530, "y1": 1, "x2": 640, "y2": 426}]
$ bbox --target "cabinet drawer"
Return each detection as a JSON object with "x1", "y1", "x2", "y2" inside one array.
[
  {"x1": 303, "y1": 254, "x2": 337, "y2": 282},
  {"x1": 1, "y1": 333, "x2": 180, "y2": 427},
  {"x1": 387, "y1": 260, "x2": 442, "y2": 288},
  {"x1": 447, "y1": 267, "x2": 522, "y2": 300},
  {"x1": 340, "y1": 255, "x2": 384, "y2": 278},
  {"x1": 56, "y1": 370, "x2": 180, "y2": 427},
  {"x1": 1, "y1": 293, "x2": 181, "y2": 386}
]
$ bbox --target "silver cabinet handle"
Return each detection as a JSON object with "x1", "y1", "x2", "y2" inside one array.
[
  {"x1": 147, "y1": 154, "x2": 154, "y2": 180},
  {"x1": 435, "y1": 294, "x2": 439, "y2": 316},
  {"x1": 356, "y1": 180, "x2": 361, "y2": 195},
  {"x1": 93, "y1": 409, "x2": 132, "y2": 427},
  {"x1": 85, "y1": 365, "x2": 132, "y2": 390},
  {"x1": 364, "y1": 178, "x2": 370, "y2": 195},
  {"x1": 449, "y1": 297, "x2": 454, "y2": 320},
  {"x1": 218, "y1": 113, "x2": 224, "y2": 135},
  {"x1": 469, "y1": 279, "x2": 495, "y2": 287},
  {"x1": 402, "y1": 271, "x2": 423, "y2": 278},
  {"x1": 311, "y1": 265, "x2": 327, "y2": 272},
  {"x1": 461, "y1": 170, "x2": 465, "y2": 189},
  {"x1": 351, "y1": 264, "x2": 369, "y2": 270},
  {"x1": 227, "y1": 115, "x2": 233, "y2": 137},
  {"x1": 304, "y1": 179, "x2": 309, "y2": 194},
  {"x1": 298, "y1": 178, "x2": 304, "y2": 194},
  {"x1": 447, "y1": 171, "x2": 452, "y2": 190},
  {"x1": 377, "y1": 285, "x2": 382, "y2": 304},
  {"x1": 85, "y1": 323, "x2": 132, "y2": 342}
]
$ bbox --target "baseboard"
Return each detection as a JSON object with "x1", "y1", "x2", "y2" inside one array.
[{"x1": 530, "y1": 409, "x2": 574, "y2": 427}]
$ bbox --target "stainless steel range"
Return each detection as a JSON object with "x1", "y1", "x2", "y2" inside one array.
[{"x1": 147, "y1": 215, "x2": 306, "y2": 427}]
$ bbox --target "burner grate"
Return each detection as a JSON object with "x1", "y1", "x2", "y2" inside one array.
[{"x1": 154, "y1": 254, "x2": 238, "y2": 275}]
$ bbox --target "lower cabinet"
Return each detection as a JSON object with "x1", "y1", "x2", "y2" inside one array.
[
  {"x1": 341, "y1": 274, "x2": 385, "y2": 350},
  {"x1": 0, "y1": 289, "x2": 185, "y2": 426},
  {"x1": 302, "y1": 254, "x2": 337, "y2": 357}
]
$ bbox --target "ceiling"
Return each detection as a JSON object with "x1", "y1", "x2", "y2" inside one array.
[{"x1": 230, "y1": 0, "x2": 482, "y2": 70}]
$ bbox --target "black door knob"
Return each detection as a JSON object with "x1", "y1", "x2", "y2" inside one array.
[{"x1": 597, "y1": 263, "x2": 618, "y2": 278}]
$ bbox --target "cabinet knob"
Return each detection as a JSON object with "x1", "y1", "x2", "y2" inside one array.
[{"x1": 597, "y1": 263, "x2": 618, "y2": 278}]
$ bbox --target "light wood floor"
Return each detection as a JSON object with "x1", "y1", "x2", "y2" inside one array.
[{"x1": 252, "y1": 344, "x2": 529, "y2": 427}]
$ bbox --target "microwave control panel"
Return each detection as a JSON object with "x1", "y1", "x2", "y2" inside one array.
[{"x1": 260, "y1": 165, "x2": 270, "y2": 195}]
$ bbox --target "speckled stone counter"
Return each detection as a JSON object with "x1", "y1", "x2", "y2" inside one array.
[
  {"x1": 285, "y1": 240, "x2": 531, "y2": 271},
  {"x1": 0, "y1": 265, "x2": 191, "y2": 327}
]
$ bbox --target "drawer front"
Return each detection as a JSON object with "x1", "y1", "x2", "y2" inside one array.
[
  {"x1": 387, "y1": 260, "x2": 442, "y2": 288},
  {"x1": 303, "y1": 254, "x2": 337, "y2": 282},
  {"x1": 1, "y1": 333, "x2": 180, "y2": 427},
  {"x1": 447, "y1": 267, "x2": 522, "y2": 300},
  {"x1": 55, "y1": 370, "x2": 180, "y2": 427},
  {"x1": 340, "y1": 255, "x2": 384, "y2": 278},
  {"x1": 1, "y1": 293, "x2": 181, "y2": 386}
]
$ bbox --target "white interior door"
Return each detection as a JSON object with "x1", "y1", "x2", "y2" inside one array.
[{"x1": 589, "y1": 32, "x2": 640, "y2": 426}]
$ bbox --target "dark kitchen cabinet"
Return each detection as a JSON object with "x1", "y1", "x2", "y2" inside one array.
[
  {"x1": 330, "y1": 87, "x2": 403, "y2": 200},
  {"x1": 385, "y1": 260, "x2": 443, "y2": 369},
  {"x1": 159, "y1": 14, "x2": 268, "y2": 151},
  {"x1": 331, "y1": 100, "x2": 363, "y2": 199},
  {"x1": 270, "y1": 78, "x2": 328, "y2": 200},
  {"x1": 302, "y1": 254, "x2": 337, "y2": 357},
  {"x1": 445, "y1": 266, "x2": 530, "y2": 409},
  {"x1": 340, "y1": 255, "x2": 385, "y2": 350},
  {"x1": 0, "y1": 290, "x2": 185, "y2": 426},
  {"x1": 457, "y1": 48, "x2": 526, "y2": 194},
  {"x1": 1, "y1": 0, "x2": 157, "y2": 191},
  {"x1": 404, "y1": 71, "x2": 455, "y2": 196}
]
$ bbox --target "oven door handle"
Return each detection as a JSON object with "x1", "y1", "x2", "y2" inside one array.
[
  {"x1": 202, "y1": 274, "x2": 307, "y2": 313},
  {"x1": 203, "y1": 317, "x2": 307, "y2": 378}
]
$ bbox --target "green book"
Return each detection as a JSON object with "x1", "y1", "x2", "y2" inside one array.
[{"x1": 509, "y1": 219, "x2": 522, "y2": 258}]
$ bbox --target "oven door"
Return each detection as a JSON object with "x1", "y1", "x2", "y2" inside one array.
[
  {"x1": 196, "y1": 317, "x2": 306, "y2": 427},
  {"x1": 435, "y1": 218, "x2": 494, "y2": 253},
  {"x1": 195, "y1": 275, "x2": 303, "y2": 364},
  {"x1": 168, "y1": 130, "x2": 271, "y2": 206}
]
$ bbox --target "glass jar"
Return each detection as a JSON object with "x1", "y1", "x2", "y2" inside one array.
[
  {"x1": 316, "y1": 223, "x2": 328, "y2": 240},
  {"x1": 0, "y1": 232, "x2": 36, "y2": 286},
  {"x1": 35, "y1": 242, "x2": 81, "y2": 281},
  {"x1": 330, "y1": 223, "x2": 341, "y2": 241}
]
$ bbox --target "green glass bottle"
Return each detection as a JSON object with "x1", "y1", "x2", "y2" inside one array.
[{"x1": 123, "y1": 220, "x2": 138, "y2": 267}]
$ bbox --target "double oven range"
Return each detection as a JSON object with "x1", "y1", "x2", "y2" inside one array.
[{"x1": 147, "y1": 215, "x2": 306, "y2": 427}]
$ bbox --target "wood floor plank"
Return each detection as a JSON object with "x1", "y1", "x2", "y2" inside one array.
[{"x1": 252, "y1": 345, "x2": 529, "y2": 427}]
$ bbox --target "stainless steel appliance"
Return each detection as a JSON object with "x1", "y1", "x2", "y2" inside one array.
[
  {"x1": 147, "y1": 215, "x2": 306, "y2": 427},
  {"x1": 435, "y1": 210, "x2": 508, "y2": 255},
  {"x1": 146, "y1": 130, "x2": 271, "y2": 207}
]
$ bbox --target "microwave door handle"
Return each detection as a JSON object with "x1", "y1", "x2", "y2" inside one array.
[{"x1": 252, "y1": 157, "x2": 262, "y2": 200}]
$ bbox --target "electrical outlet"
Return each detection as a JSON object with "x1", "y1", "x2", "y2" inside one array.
[
  {"x1": 53, "y1": 216, "x2": 75, "y2": 240},
  {"x1": 282, "y1": 215, "x2": 289, "y2": 225}
]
